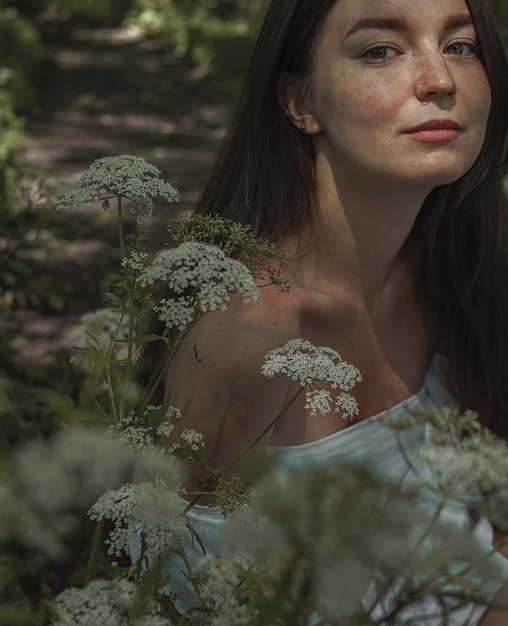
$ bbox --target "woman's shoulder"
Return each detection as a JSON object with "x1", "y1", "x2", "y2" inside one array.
[
  {"x1": 166, "y1": 283, "x2": 301, "y2": 400},
  {"x1": 165, "y1": 284, "x2": 301, "y2": 470}
]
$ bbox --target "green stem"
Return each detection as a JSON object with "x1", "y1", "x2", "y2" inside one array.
[
  {"x1": 86, "y1": 519, "x2": 105, "y2": 585},
  {"x1": 126, "y1": 292, "x2": 135, "y2": 382},
  {"x1": 136, "y1": 316, "x2": 201, "y2": 417},
  {"x1": 115, "y1": 300, "x2": 136, "y2": 422},
  {"x1": 175, "y1": 544, "x2": 208, "y2": 609},
  {"x1": 135, "y1": 535, "x2": 147, "y2": 584},
  {"x1": 106, "y1": 361, "x2": 120, "y2": 424},
  {"x1": 364, "y1": 498, "x2": 447, "y2": 616},
  {"x1": 224, "y1": 386, "x2": 306, "y2": 475},
  {"x1": 117, "y1": 194, "x2": 126, "y2": 259},
  {"x1": 182, "y1": 386, "x2": 307, "y2": 510}
]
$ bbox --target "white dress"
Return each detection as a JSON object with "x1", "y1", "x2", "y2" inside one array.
[{"x1": 137, "y1": 355, "x2": 508, "y2": 623}]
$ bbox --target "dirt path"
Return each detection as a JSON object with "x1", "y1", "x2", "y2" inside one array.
[
  {"x1": 6, "y1": 24, "x2": 234, "y2": 366},
  {"x1": 22, "y1": 24, "x2": 232, "y2": 221}
]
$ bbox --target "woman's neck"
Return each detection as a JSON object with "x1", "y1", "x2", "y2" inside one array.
[{"x1": 285, "y1": 164, "x2": 431, "y2": 304}]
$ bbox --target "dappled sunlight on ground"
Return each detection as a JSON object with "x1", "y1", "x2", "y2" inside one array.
[{"x1": 9, "y1": 24, "x2": 234, "y2": 366}]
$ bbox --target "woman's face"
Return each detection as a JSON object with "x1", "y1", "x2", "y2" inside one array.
[{"x1": 299, "y1": 0, "x2": 492, "y2": 193}]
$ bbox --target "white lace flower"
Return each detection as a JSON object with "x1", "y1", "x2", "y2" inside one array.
[
  {"x1": 388, "y1": 408, "x2": 508, "y2": 532},
  {"x1": 220, "y1": 464, "x2": 504, "y2": 623},
  {"x1": 7, "y1": 428, "x2": 180, "y2": 560},
  {"x1": 106, "y1": 406, "x2": 184, "y2": 453},
  {"x1": 156, "y1": 406, "x2": 183, "y2": 438},
  {"x1": 420, "y1": 436, "x2": 508, "y2": 531},
  {"x1": 88, "y1": 482, "x2": 186, "y2": 558},
  {"x1": 262, "y1": 339, "x2": 361, "y2": 419},
  {"x1": 71, "y1": 308, "x2": 129, "y2": 352},
  {"x1": 56, "y1": 155, "x2": 178, "y2": 217},
  {"x1": 180, "y1": 428, "x2": 205, "y2": 451},
  {"x1": 54, "y1": 578, "x2": 173, "y2": 626},
  {"x1": 138, "y1": 242, "x2": 260, "y2": 330},
  {"x1": 121, "y1": 250, "x2": 149, "y2": 270},
  {"x1": 105, "y1": 412, "x2": 159, "y2": 454}
]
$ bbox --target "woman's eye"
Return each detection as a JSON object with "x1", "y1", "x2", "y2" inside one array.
[
  {"x1": 364, "y1": 46, "x2": 397, "y2": 62},
  {"x1": 445, "y1": 41, "x2": 478, "y2": 56}
]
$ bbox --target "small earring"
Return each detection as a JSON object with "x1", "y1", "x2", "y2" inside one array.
[{"x1": 300, "y1": 122, "x2": 306, "y2": 131}]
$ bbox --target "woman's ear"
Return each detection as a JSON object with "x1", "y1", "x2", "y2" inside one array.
[{"x1": 277, "y1": 73, "x2": 322, "y2": 134}]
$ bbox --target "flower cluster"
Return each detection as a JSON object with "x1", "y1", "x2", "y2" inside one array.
[
  {"x1": 105, "y1": 405, "x2": 183, "y2": 454},
  {"x1": 53, "y1": 578, "x2": 174, "y2": 626},
  {"x1": 56, "y1": 155, "x2": 179, "y2": 217},
  {"x1": 71, "y1": 307, "x2": 130, "y2": 352},
  {"x1": 209, "y1": 463, "x2": 504, "y2": 624},
  {"x1": 138, "y1": 242, "x2": 260, "y2": 330},
  {"x1": 261, "y1": 338, "x2": 362, "y2": 418},
  {"x1": 88, "y1": 482, "x2": 186, "y2": 558},
  {"x1": 121, "y1": 249, "x2": 150, "y2": 271},
  {"x1": 395, "y1": 408, "x2": 508, "y2": 532},
  {"x1": 0, "y1": 428, "x2": 180, "y2": 560}
]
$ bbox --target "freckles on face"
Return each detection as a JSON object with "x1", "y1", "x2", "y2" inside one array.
[
  {"x1": 359, "y1": 75, "x2": 393, "y2": 112},
  {"x1": 306, "y1": 0, "x2": 492, "y2": 188}
]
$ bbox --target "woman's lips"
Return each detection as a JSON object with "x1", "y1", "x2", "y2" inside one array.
[{"x1": 404, "y1": 119, "x2": 462, "y2": 142}]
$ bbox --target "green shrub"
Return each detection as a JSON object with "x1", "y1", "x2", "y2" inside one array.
[
  {"x1": 0, "y1": 93, "x2": 23, "y2": 207},
  {"x1": 0, "y1": 7, "x2": 43, "y2": 204},
  {"x1": 11, "y1": 0, "x2": 135, "y2": 24},
  {"x1": 126, "y1": 0, "x2": 269, "y2": 78},
  {"x1": 491, "y1": 0, "x2": 508, "y2": 51},
  {"x1": 0, "y1": 7, "x2": 42, "y2": 110}
]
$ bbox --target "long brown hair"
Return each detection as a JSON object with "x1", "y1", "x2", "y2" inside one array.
[
  {"x1": 197, "y1": 0, "x2": 508, "y2": 436},
  {"x1": 416, "y1": 0, "x2": 508, "y2": 438},
  {"x1": 194, "y1": 0, "x2": 337, "y2": 239}
]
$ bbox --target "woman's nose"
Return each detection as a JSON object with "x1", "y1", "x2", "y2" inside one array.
[{"x1": 415, "y1": 55, "x2": 457, "y2": 103}]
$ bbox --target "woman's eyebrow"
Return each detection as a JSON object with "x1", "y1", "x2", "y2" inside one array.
[
  {"x1": 344, "y1": 17, "x2": 406, "y2": 40},
  {"x1": 344, "y1": 13, "x2": 474, "y2": 40},
  {"x1": 443, "y1": 14, "x2": 474, "y2": 31}
]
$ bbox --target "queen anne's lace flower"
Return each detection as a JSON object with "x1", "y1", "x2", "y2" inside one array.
[
  {"x1": 4, "y1": 429, "x2": 179, "y2": 560},
  {"x1": 105, "y1": 412, "x2": 159, "y2": 454},
  {"x1": 106, "y1": 406, "x2": 184, "y2": 453},
  {"x1": 261, "y1": 339, "x2": 362, "y2": 418},
  {"x1": 138, "y1": 242, "x2": 260, "y2": 330},
  {"x1": 217, "y1": 464, "x2": 504, "y2": 623},
  {"x1": 180, "y1": 428, "x2": 205, "y2": 451},
  {"x1": 121, "y1": 250, "x2": 149, "y2": 270},
  {"x1": 88, "y1": 482, "x2": 186, "y2": 558},
  {"x1": 71, "y1": 308, "x2": 130, "y2": 352},
  {"x1": 56, "y1": 155, "x2": 178, "y2": 217},
  {"x1": 53, "y1": 578, "x2": 174, "y2": 626},
  {"x1": 400, "y1": 409, "x2": 508, "y2": 532},
  {"x1": 155, "y1": 405, "x2": 183, "y2": 437}
]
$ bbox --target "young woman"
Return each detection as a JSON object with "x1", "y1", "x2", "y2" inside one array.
[{"x1": 151, "y1": 0, "x2": 508, "y2": 622}]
